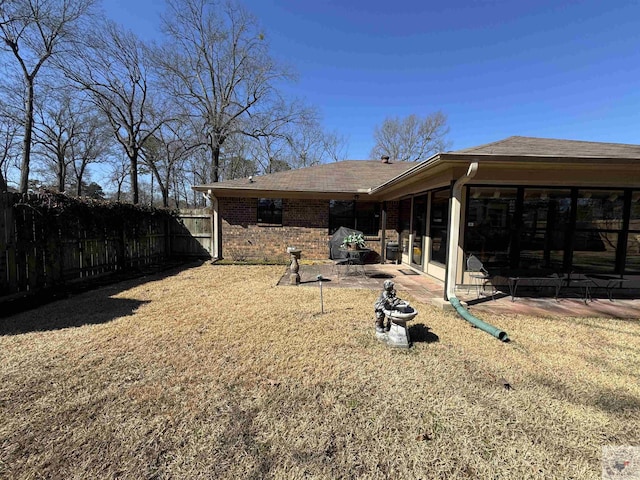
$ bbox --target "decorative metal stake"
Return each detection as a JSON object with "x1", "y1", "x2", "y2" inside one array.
[{"x1": 317, "y1": 274, "x2": 324, "y2": 313}]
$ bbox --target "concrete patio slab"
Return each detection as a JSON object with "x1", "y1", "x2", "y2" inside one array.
[{"x1": 278, "y1": 263, "x2": 640, "y2": 319}]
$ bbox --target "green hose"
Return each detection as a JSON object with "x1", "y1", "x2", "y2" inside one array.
[{"x1": 449, "y1": 296, "x2": 509, "y2": 342}]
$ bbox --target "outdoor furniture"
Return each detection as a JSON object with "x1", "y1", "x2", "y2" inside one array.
[
  {"x1": 331, "y1": 257, "x2": 349, "y2": 275},
  {"x1": 508, "y1": 274, "x2": 564, "y2": 302},
  {"x1": 586, "y1": 274, "x2": 629, "y2": 301},
  {"x1": 508, "y1": 273, "x2": 596, "y2": 304},
  {"x1": 337, "y1": 248, "x2": 370, "y2": 277},
  {"x1": 467, "y1": 254, "x2": 494, "y2": 299},
  {"x1": 562, "y1": 274, "x2": 593, "y2": 304}
]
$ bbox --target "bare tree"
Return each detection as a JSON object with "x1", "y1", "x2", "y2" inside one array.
[
  {"x1": 244, "y1": 107, "x2": 349, "y2": 173},
  {"x1": 64, "y1": 20, "x2": 162, "y2": 203},
  {"x1": 284, "y1": 108, "x2": 350, "y2": 168},
  {"x1": 322, "y1": 131, "x2": 349, "y2": 162},
  {"x1": 370, "y1": 112, "x2": 451, "y2": 162},
  {"x1": 247, "y1": 134, "x2": 288, "y2": 175},
  {"x1": 0, "y1": 0, "x2": 94, "y2": 192},
  {"x1": 68, "y1": 109, "x2": 112, "y2": 196},
  {"x1": 141, "y1": 119, "x2": 193, "y2": 207},
  {"x1": 0, "y1": 116, "x2": 19, "y2": 191},
  {"x1": 32, "y1": 86, "x2": 79, "y2": 192},
  {"x1": 155, "y1": 0, "x2": 298, "y2": 183},
  {"x1": 105, "y1": 154, "x2": 130, "y2": 202}
]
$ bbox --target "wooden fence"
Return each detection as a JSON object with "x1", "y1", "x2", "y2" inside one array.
[
  {"x1": 170, "y1": 208, "x2": 213, "y2": 258},
  {"x1": 0, "y1": 193, "x2": 212, "y2": 300}
]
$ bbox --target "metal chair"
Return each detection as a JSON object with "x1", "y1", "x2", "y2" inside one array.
[
  {"x1": 467, "y1": 254, "x2": 494, "y2": 299},
  {"x1": 331, "y1": 257, "x2": 349, "y2": 276}
]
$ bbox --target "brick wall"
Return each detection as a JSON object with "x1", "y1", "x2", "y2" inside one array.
[{"x1": 219, "y1": 197, "x2": 400, "y2": 263}]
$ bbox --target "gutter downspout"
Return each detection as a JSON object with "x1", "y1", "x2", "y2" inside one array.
[
  {"x1": 380, "y1": 201, "x2": 387, "y2": 263},
  {"x1": 446, "y1": 162, "x2": 509, "y2": 342},
  {"x1": 211, "y1": 193, "x2": 220, "y2": 260},
  {"x1": 202, "y1": 189, "x2": 219, "y2": 261}
]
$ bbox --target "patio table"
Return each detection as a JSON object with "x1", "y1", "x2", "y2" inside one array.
[
  {"x1": 337, "y1": 248, "x2": 370, "y2": 277},
  {"x1": 508, "y1": 274, "x2": 564, "y2": 302},
  {"x1": 587, "y1": 274, "x2": 629, "y2": 301}
]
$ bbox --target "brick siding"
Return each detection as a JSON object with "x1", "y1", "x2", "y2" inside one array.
[{"x1": 218, "y1": 197, "x2": 400, "y2": 263}]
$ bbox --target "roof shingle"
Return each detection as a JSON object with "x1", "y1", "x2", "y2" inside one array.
[
  {"x1": 451, "y1": 136, "x2": 640, "y2": 158},
  {"x1": 196, "y1": 160, "x2": 414, "y2": 193}
]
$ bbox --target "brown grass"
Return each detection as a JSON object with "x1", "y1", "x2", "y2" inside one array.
[{"x1": 1, "y1": 264, "x2": 639, "y2": 479}]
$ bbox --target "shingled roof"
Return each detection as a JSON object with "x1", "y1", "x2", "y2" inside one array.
[
  {"x1": 194, "y1": 160, "x2": 414, "y2": 194},
  {"x1": 451, "y1": 136, "x2": 640, "y2": 159}
]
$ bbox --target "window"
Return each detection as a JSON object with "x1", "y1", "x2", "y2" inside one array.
[
  {"x1": 627, "y1": 191, "x2": 640, "y2": 274},
  {"x1": 465, "y1": 187, "x2": 517, "y2": 267},
  {"x1": 412, "y1": 194, "x2": 427, "y2": 266},
  {"x1": 429, "y1": 189, "x2": 450, "y2": 265},
  {"x1": 520, "y1": 188, "x2": 571, "y2": 271},
  {"x1": 257, "y1": 198, "x2": 282, "y2": 225},
  {"x1": 573, "y1": 189, "x2": 624, "y2": 273},
  {"x1": 329, "y1": 200, "x2": 380, "y2": 235}
]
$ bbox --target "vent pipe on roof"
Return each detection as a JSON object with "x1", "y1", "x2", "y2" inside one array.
[{"x1": 381, "y1": 155, "x2": 390, "y2": 164}]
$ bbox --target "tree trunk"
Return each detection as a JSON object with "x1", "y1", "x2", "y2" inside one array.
[
  {"x1": 19, "y1": 81, "x2": 34, "y2": 193},
  {"x1": 161, "y1": 171, "x2": 170, "y2": 207},
  {"x1": 76, "y1": 163, "x2": 87, "y2": 196},
  {"x1": 57, "y1": 154, "x2": 66, "y2": 193},
  {"x1": 211, "y1": 142, "x2": 220, "y2": 183},
  {"x1": 129, "y1": 149, "x2": 139, "y2": 204}
]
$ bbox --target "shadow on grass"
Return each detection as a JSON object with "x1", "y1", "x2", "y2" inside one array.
[
  {"x1": 535, "y1": 375, "x2": 640, "y2": 415},
  {"x1": 0, "y1": 260, "x2": 203, "y2": 335},
  {"x1": 409, "y1": 323, "x2": 439, "y2": 343},
  {"x1": 0, "y1": 298, "x2": 151, "y2": 335}
]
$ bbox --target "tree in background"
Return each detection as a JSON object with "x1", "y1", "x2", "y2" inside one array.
[
  {"x1": 370, "y1": 112, "x2": 451, "y2": 162},
  {"x1": 156, "y1": 0, "x2": 300, "y2": 183},
  {"x1": 68, "y1": 108, "x2": 112, "y2": 197},
  {"x1": 32, "y1": 86, "x2": 80, "y2": 192},
  {"x1": 141, "y1": 119, "x2": 193, "y2": 207},
  {"x1": 0, "y1": 0, "x2": 354, "y2": 203},
  {"x1": 68, "y1": 179, "x2": 105, "y2": 200},
  {"x1": 240, "y1": 105, "x2": 348, "y2": 175},
  {"x1": 0, "y1": 116, "x2": 18, "y2": 191},
  {"x1": 0, "y1": 0, "x2": 94, "y2": 192},
  {"x1": 105, "y1": 154, "x2": 130, "y2": 203},
  {"x1": 64, "y1": 19, "x2": 163, "y2": 204}
]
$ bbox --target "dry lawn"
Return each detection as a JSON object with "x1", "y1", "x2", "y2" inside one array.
[{"x1": 1, "y1": 264, "x2": 639, "y2": 479}]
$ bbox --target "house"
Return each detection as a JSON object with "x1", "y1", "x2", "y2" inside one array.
[{"x1": 193, "y1": 136, "x2": 640, "y2": 292}]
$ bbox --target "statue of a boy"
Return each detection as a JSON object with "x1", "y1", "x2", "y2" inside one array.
[{"x1": 374, "y1": 280, "x2": 402, "y2": 333}]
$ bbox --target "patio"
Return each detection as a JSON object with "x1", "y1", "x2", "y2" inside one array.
[{"x1": 279, "y1": 262, "x2": 640, "y2": 319}]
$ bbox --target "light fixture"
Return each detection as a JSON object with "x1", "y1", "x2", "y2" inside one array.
[
  {"x1": 493, "y1": 191, "x2": 501, "y2": 199},
  {"x1": 582, "y1": 192, "x2": 592, "y2": 199},
  {"x1": 608, "y1": 193, "x2": 619, "y2": 202},
  {"x1": 472, "y1": 191, "x2": 481, "y2": 199}
]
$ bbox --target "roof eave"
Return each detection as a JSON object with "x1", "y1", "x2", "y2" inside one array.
[{"x1": 368, "y1": 152, "x2": 444, "y2": 195}]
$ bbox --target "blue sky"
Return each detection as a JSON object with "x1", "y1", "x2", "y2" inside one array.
[{"x1": 104, "y1": 0, "x2": 640, "y2": 159}]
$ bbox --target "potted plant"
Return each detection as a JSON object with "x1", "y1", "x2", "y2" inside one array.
[{"x1": 341, "y1": 233, "x2": 366, "y2": 250}]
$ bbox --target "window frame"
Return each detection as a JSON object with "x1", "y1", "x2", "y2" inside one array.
[{"x1": 257, "y1": 198, "x2": 283, "y2": 226}]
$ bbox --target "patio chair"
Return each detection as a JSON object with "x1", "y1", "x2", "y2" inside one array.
[
  {"x1": 467, "y1": 254, "x2": 495, "y2": 299},
  {"x1": 331, "y1": 256, "x2": 349, "y2": 275}
]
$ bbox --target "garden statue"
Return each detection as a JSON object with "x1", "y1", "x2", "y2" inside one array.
[
  {"x1": 287, "y1": 247, "x2": 302, "y2": 285},
  {"x1": 374, "y1": 280, "x2": 402, "y2": 333},
  {"x1": 374, "y1": 280, "x2": 419, "y2": 348}
]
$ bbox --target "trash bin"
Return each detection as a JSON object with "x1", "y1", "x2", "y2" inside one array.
[{"x1": 386, "y1": 241, "x2": 400, "y2": 263}]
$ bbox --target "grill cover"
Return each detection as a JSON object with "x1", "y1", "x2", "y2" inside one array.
[{"x1": 328, "y1": 226, "x2": 363, "y2": 260}]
